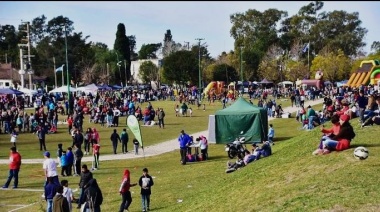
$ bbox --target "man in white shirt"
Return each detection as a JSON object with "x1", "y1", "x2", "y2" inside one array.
[
  {"x1": 43, "y1": 151, "x2": 60, "y2": 187},
  {"x1": 113, "y1": 107, "x2": 121, "y2": 127}
]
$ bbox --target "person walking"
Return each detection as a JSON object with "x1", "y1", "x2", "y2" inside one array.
[
  {"x1": 157, "y1": 108, "x2": 165, "y2": 129},
  {"x1": 2, "y1": 147, "x2": 22, "y2": 189},
  {"x1": 61, "y1": 180, "x2": 75, "y2": 212},
  {"x1": 110, "y1": 129, "x2": 121, "y2": 154},
  {"x1": 84, "y1": 128, "x2": 92, "y2": 155},
  {"x1": 92, "y1": 141, "x2": 100, "y2": 170},
  {"x1": 133, "y1": 138, "x2": 139, "y2": 155},
  {"x1": 268, "y1": 124, "x2": 275, "y2": 145},
  {"x1": 138, "y1": 168, "x2": 154, "y2": 212},
  {"x1": 38, "y1": 124, "x2": 47, "y2": 151},
  {"x1": 73, "y1": 130, "x2": 84, "y2": 149},
  {"x1": 52, "y1": 185, "x2": 70, "y2": 212},
  {"x1": 119, "y1": 169, "x2": 137, "y2": 212},
  {"x1": 73, "y1": 144, "x2": 83, "y2": 176},
  {"x1": 120, "y1": 128, "x2": 129, "y2": 154},
  {"x1": 43, "y1": 151, "x2": 60, "y2": 187},
  {"x1": 77, "y1": 164, "x2": 93, "y2": 209},
  {"x1": 10, "y1": 129, "x2": 18, "y2": 149},
  {"x1": 178, "y1": 130, "x2": 192, "y2": 165},
  {"x1": 45, "y1": 177, "x2": 58, "y2": 212},
  {"x1": 82, "y1": 178, "x2": 103, "y2": 212}
]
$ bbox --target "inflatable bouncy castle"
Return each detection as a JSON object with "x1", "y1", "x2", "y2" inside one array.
[
  {"x1": 203, "y1": 81, "x2": 225, "y2": 97},
  {"x1": 295, "y1": 70, "x2": 324, "y2": 90},
  {"x1": 346, "y1": 60, "x2": 380, "y2": 87}
]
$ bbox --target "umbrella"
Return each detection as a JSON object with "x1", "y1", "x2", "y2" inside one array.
[
  {"x1": 258, "y1": 78, "x2": 273, "y2": 84},
  {"x1": 0, "y1": 88, "x2": 24, "y2": 95}
]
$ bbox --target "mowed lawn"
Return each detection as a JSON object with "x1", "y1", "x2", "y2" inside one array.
[{"x1": 4, "y1": 97, "x2": 380, "y2": 211}]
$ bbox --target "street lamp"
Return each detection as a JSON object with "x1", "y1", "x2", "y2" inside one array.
[
  {"x1": 115, "y1": 52, "x2": 122, "y2": 86},
  {"x1": 195, "y1": 38, "x2": 205, "y2": 100}
]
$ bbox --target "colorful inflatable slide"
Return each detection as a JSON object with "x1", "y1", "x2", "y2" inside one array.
[{"x1": 346, "y1": 59, "x2": 380, "y2": 87}]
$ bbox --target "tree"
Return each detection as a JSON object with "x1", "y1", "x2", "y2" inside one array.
[
  {"x1": 46, "y1": 15, "x2": 74, "y2": 40},
  {"x1": 370, "y1": 41, "x2": 380, "y2": 54},
  {"x1": 258, "y1": 44, "x2": 284, "y2": 83},
  {"x1": 204, "y1": 63, "x2": 238, "y2": 83},
  {"x1": 114, "y1": 23, "x2": 131, "y2": 83},
  {"x1": 138, "y1": 43, "x2": 162, "y2": 59},
  {"x1": 128, "y1": 35, "x2": 138, "y2": 61},
  {"x1": 310, "y1": 48, "x2": 352, "y2": 82},
  {"x1": 162, "y1": 50, "x2": 198, "y2": 85},
  {"x1": 0, "y1": 25, "x2": 19, "y2": 64},
  {"x1": 138, "y1": 61, "x2": 159, "y2": 84},
  {"x1": 30, "y1": 15, "x2": 47, "y2": 45},
  {"x1": 162, "y1": 29, "x2": 182, "y2": 57},
  {"x1": 230, "y1": 8, "x2": 288, "y2": 80}
]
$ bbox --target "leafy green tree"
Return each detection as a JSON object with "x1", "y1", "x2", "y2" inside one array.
[
  {"x1": 230, "y1": 8, "x2": 288, "y2": 80},
  {"x1": 162, "y1": 50, "x2": 198, "y2": 85},
  {"x1": 138, "y1": 61, "x2": 159, "y2": 84},
  {"x1": 310, "y1": 48, "x2": 352, "y2": 82},
  {"x1": 0, "y1": 25, "x2": 19, "y2": 64},
  {"x1": 128, "y1": 35, "x2": 138, "y2": 61},
  {"x1": 114, "y1": 23, "x2": 131, "y2": 83},
  {"x1": 30, "y1": 15, "x2": 47, "y2": 45},
  {"x1": 138, "y1": 43, "x2": 162, "y2": 59},
  {"x1": 205, "y1": 63, "x2": 238, "y2": 83},
  {"x1": 46, "y1": 15, "x2": 74, "y2": 40}
]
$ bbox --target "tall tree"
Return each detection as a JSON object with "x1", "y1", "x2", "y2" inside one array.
[
  {"x1": 138, "y1": 61, "x2": 159, "y2": 84},
  {"x1": 128, "y1": 35, "x2": 138, "y2": 61},
  {"x1": 138, "y1": 43, "x2": 162, "y2": 59},
  {"x1": 113, "y1": 23, "x2": 131, "y2": 83},
  {"x1": 30, "y1": 15, "x2": 47, "y2": 45},
  {"x1": 162, "y1": 50, "x2": 198, "y2": 85},
  {"x1": 0, "y1": 25, "x2": 19, "y2": 64},
  {"x1": 230, "y1": 8, "x2": 288, "y2": 80}
]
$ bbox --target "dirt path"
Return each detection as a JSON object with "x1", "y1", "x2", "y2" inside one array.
[{"x1": 0, "y1": 98, "x2": 324, "y2": 165}]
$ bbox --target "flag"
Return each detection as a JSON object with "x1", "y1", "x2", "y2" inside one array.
[
  {"x1": 127, "y1": 115, "x2": 144, "y2": 148},
  {"x1": 55, "y1": 64, "x2": 64, "y2": 73},
  {"x1": 302, "y1": 43, "x2": 310, "y2": 53}
]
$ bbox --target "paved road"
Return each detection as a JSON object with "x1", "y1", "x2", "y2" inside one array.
[{"x1": 0, "y1": 98, "x2": 324, "y2": 165}]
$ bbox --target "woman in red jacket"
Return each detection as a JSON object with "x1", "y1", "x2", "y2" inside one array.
[
  {"x1": 322, "y1": 114, "x2": 356, "y2": 154},
  {"x1": 118, "y1": 169, "x2": 137, "y2": 212},
  {"x1": 2, "y1": 147, "x2": 22, "y2": 189}
]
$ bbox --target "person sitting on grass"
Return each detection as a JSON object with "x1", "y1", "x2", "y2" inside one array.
[
  {"x1": 313, "y1": 114, "x2": 341, "y2": 155},
  {"x1": 321, "y1": 114, "x2": 356, "y2": 154}
]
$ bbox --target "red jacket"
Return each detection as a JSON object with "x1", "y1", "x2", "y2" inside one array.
[
  {"x1": 9, "y1": 152, "x2": 21, "y2": 170},
  {"x1": 119, "y1": 169, "x2": 131, "y2": 193},
  {"x1": 93, "y1": 144, "x2": 100, "y2": 154}
]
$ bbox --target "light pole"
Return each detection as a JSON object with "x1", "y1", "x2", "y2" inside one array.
[
  {"x1": 64, "y1": 24, "x2": 70, "y2": 114},
  {"x1": 239, "y1": 45, "x2": 244, "y2": 94},
  {"x1": 124, "y1": 60, "x2": 127, "y2": 87},
  {"x1": 195, "y1": 38, "x2": 204, "y2": 100},
  {"x1": 115, "y1": 52, "x2": 122, "y2": 86}
]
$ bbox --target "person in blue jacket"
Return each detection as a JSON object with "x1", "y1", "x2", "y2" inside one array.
[
  {"x1": 66, "y1": 147, "x2": 74, "y2": 176},
  {"x1": 178, "y1": 130, "x2": 192, "y2": 165}
]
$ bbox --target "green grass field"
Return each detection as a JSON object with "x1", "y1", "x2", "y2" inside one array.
[{"x1": 2, "y1": 96, "x2": 378, "y2": 212}]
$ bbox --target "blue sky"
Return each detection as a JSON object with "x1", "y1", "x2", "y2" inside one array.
[{"x1": 1, "y1": 1, "x2": 379, "y2": 58}]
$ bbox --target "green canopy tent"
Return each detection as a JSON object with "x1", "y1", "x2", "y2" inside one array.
[{"x1": 214, "y1": 97, "x2": 268, "y2": 144}]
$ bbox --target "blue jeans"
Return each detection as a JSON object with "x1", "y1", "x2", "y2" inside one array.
[
  {"x1": 141, "y1": 194, "x2": 150, "y2": 210},
  {"x1": 308, "y1": 116, "x2": 315, "y2": 129},
  {"x1": 47, "y1": 199, "x2": 53, "y2": 212},
  {"x1": 323, "y1": 139, "x2": 338, "y2": 150},
  {"x1": 4, "y1": 169, "x2": 19, "y2": 188}
]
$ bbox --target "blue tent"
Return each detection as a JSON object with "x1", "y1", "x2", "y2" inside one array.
[
  {"x1": 111, "y1": 85, "x2": 122, "y2": 90},
  {"x1": 0, "y1": 88, "x2": 24, "y2": 95},
  {"x1": 97, "y1": 85, "x2": 112, "y2": 90}
]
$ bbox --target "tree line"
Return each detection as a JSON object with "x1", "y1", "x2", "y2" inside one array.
[{"x1": 1, "y1": 1, "x2": 380, "y2": 87}]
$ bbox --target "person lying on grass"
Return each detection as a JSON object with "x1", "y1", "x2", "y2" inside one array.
[
  {"x1": 320, "y1": 114, "x2": 356, "y2": 155},
  {"x1": 226, "y1": 150, "x2": 259, "y2": 173}
]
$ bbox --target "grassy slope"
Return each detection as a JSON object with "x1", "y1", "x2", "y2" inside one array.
[{"x1": 2, "y1": 98, "x2": 379, "y2": 211}]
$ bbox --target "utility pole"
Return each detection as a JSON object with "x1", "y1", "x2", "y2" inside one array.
[
  {"x1": 21, "y1": 21, "x2": 34, "y2": 90},
  {"x1": 195, "y1": 38, "x2": 204, "y2": 100},
  {"x1": 53, "y1": 56, "x2": 57, "y2": 88},
  {"x1": 239, "y1": 45, "x2": 244, "y2": 95},
  {"x1": 18, "y1": 44, "x2": 26, "y2": 88}
]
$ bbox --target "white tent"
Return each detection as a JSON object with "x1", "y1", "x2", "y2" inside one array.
[
  {"x1": 49, "y1": 85, "x2": 77, "y2": 93},
  {"x1": 19, "y1": 87, "x2": 37, "y2": 96},
  {"x1": 278, "y1": 81, "x2": 294, "y2": 86},
  {"x1": 77, "y1": 83, "x2": 98, "y2": 94}
]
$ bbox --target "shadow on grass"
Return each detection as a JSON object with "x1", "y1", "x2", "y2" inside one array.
[
  {"x1": 350, "y1": 143, "x2": 380, "y2": 148},
  {"x1": 274, "y1": 136, "x2": 293, "y2": 142}
]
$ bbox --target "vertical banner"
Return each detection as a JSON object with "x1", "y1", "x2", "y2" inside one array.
[{"x1": 127, "y1": 115, "x2": 144, "y2": 155}]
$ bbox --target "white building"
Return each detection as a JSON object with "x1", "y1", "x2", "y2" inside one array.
[{"x1": 130, "y1": 59, "x2": 162, "y2": 84}]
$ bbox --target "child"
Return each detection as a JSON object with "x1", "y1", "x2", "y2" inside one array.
[
  {"x1": 175, "y1": 104, "x2": 179, "y2": 117},
  {"x1": 61, "y1": 151, "x2": 68, "y2": 177},
  {"x1": 189, "y1": 107, "x2": 193, "y2": 117},
  {"x1": 268, "y1": 124, "x2": 275, "y2": 145},
  {"x1": 92, "y1": 141, "x2": 100, "y2": 170},
  {"x1": 61, "y1": 180, "x2": 75, "y2": 212},
  {"x1": 133, "y1": 138, "x2": 139, "y2": 155},
  {"x1": 302, "y1": 119, "x2": 309, "y2": 130},
  {"x1": 57, "y1": 143, "x2": 63, "y2": 167},
  {"x1": 138, "y1": 168, "x2": 154, "y2": 212},
  {"x1": 10, "y1": 129, "x2": 18, "y2": 149}
]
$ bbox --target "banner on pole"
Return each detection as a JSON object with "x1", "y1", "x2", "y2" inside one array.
[{"x1": 127, "y1": 115, "x2": 143, "y2": 148}]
